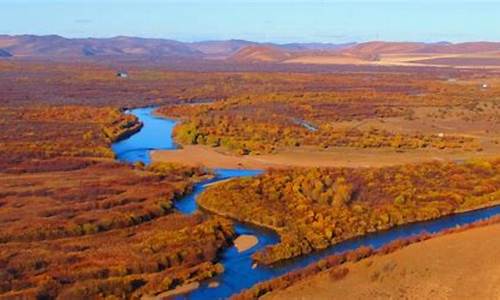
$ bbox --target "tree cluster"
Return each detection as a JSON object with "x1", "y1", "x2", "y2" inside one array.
[
  {"x1": 198, "y1": 159, "x2": 500, "y2": 264},
  {"x1": 158, "y1": 85, "x2": 494, "y2": 155}
]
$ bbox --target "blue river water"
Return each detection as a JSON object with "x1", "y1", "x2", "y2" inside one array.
[
  {"x1": 112, "y1": 107, "x2": 500, "y2": 299},
  {"x1": 111, "y1": 107, "x2": 177, "y2": 164}
]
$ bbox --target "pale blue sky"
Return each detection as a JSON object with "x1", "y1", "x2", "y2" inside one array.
[{"x1": 1, "y1": 1, "x2": 499, "y2": 43}]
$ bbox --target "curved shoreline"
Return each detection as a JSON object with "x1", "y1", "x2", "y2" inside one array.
[
  {"x1": 234, "y1": 235, "x2": 259, "y2": 253},
  {"x1": 197, "y1": 201, "x2": 284, "y2": 233},
  {"x1": 113, "y1": 107, "x2": 500, "y2": 299},
  {"x1": 198, "y1": 186, "x2": 500, "y2": 265}
]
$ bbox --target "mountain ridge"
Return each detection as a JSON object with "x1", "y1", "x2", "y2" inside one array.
[{"x1": 1, "y1": 35, "x2": 499, "y2": 67}]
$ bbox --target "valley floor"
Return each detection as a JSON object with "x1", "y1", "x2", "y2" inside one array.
[
  {"x1": 263, "y1": 223, "x2": 500, "y2": 300},
  {"x1": 152, "y1": 143, "x2": 500, "y2": 169}
]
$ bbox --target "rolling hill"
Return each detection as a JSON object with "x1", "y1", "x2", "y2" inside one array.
[
  {"x1": 0, "y1": 35, "x2": 202, "y2": 58},
  {"x1": 0, "y1": 48, "x2": 12, "y2": 57},
  {"x1": 0, "y1": 35, "x2": 499, "y2": 68},
  {"x1": 0, "y1": 35, "x2": 362, "y2": 61},
  {"x1": 229, "y1": 45, "x2": 293, "y2": 63},
  {"x1": 340, "y1": 41, "x2": 500, "y2": 57}
]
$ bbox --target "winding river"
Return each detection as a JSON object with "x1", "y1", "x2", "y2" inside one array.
[{"x1": 112, "y1": 107, "x2": 500, "y2": 299}]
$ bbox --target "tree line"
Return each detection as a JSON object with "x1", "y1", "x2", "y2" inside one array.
[{"x1": 198, "y1": 158, "x2": 500, "y2": 264}]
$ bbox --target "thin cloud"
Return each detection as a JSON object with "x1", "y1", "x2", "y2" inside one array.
[{"x1": 75, "y1": 19, "x2": 92, "y2": 24}]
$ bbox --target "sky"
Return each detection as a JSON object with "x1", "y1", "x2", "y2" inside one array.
[{"x1": 1, "y1": 1, "x2": 499, "y2": 43}]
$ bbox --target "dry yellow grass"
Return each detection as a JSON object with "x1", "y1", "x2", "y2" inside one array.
[
  {"x1": 282, "y1": 52, "x2": 500, "y2": 69},
  {"x1": 152, "y1": 143, "x2": 500, "y2": 169},
  {"x1": 264, "y1": 223, "x2": 500, "y2": 300}
]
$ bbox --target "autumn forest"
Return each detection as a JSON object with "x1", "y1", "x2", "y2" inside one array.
[{"x1": 0, "y1": 56, "x2": 499, "y2": 299}]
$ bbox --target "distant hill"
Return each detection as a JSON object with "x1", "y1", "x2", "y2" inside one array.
[
  {"x1": 230, "y1": 45, "x2": 293, "y2": 63},
  {"x1": 281, "y1": 42, "x2": 356, "y2": 52},
  {"x1": 0, "y1": 35, "x2": 202, "y2": 58},
  {"x1": 414, "y1": 42, "x2": 500, "y2": 54},
  {"x1": 228, "y1": 43, "x2": 358, "y2": 63},
  {"x1": 0, "y1": 35, "x2": 499, "y2": 68},
  {"x1": 0, "y1": 35, "x2": 344, "y2": 60},
  {"x1": 0, "y1": 48, "x2": 12, "y2": 57},
  {"x1": 339, "y1": 41, "x2": 500, "y2": 59},
  {"x1": 339, "y1": 42, "x2": 427, "y2": 60},
  {"x1": 189, "y1": 39, "x2": 258, "y2": 58}
]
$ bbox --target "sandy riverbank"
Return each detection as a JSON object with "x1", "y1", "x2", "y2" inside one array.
[
  {"x1": 234, "y1": 235, "x2": 259, "y2": 253},
  {"x1": 151, "y1": 144, "x2": 499, "y2": 169},
  {"x1": 142, "y1": 282, "x2": 200, "y2": 300},
  {"x1": 264, "y1": 223, "x2": 500, "y2": 300}
]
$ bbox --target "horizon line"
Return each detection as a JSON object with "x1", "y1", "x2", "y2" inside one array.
[{"x1": 1, "y1": 33, "x2": 499, "y2": 45}]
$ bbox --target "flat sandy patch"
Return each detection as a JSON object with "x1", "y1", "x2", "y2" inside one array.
[
  {"x1": 283, "y1": 55, "x2": 370, "y2": 65},
  {"x1": 151, "y1": 144, "x2": 499, "y2": 169},
  {"x1": 264, "y1": 223, "x2": 500, "y2": 300},
  {"x1": 151, "y1": 145, "x2": 278, "y2": 169},
  {"x1": 234, "y1": 235, "x2": 258, "y2": 253},
  {"x1": 282, "y1": 52, "x2": 500, "y2": 69},
  {"x1": 143, "y1": 282, "x2": 200, "y2": 300}
]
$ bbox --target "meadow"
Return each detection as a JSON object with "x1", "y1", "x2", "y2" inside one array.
[{"x1": 0, "y1": 59, "x2": 499, "y2": 298}]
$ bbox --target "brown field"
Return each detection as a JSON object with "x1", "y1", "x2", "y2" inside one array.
[
  {"x1": 264, "y1": 222, "x2": 500, "y2": 300},
  {"x1": 0, "y1": 68, "x2": 237, "y2": 298},
  {"x1": 283, "y1": 55, "x2": 369, "y2": 66},
  {"x1": 265, "y1": 52, "x2": 500, "y2": 69},
  {"x1": 410, "y1": 55, "x2": 500, "y2": 67},
  {"x1": 0, "y1": 57, "x2": 499, "y2": 299},
  {"x1": 153, "y1": 142, "x2": 500, "y2": 169},
  {"x1": 0, "y1": 105, "x2": 142, "y2": 169},
  {"x1": 0, "y1": 156, "x2": 236, "y2": 299},
  {"x1": 0, "y1": 158, "x2": 207, "y2": 242}
]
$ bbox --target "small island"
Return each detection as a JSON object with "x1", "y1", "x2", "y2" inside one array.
[{"x1": 234, "y1": 235, "x2": 259, "y2": 253}]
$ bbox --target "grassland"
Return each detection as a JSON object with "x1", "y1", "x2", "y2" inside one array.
[
  {"x1": 233, "y1": 216, "x2": 500, "y2": 300},
  {"x1": 0, "y1": 59, "x2": 499, "y2": 299},
  {"x1": 0, "y1": 101, "x2": 233, "y2": 298},
  {"x1": 261, "y1": 221, "x2": 500, "y2": 300},
  {"x1": 0, "y1": 66, "x2": 239, "y2": 298},
  {"x1": 155, "y1": 73, "x2": 500, "y2": 168}
]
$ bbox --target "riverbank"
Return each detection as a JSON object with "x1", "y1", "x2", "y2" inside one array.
[
  {"x1": 196, "y1": 159, "x2": 500, "y2": 265},
  {"x1": 264, "y1": 222, "x2": 500, "y2": 300},
  {"x1": 152, "y1": 144, "x2": 500, "y2": 169},
  {"x1": 201, "y1": 193, "x2": 500, "y2": 265},
  {"x1": 234, "y1": 235, "x2": 259, "y2": 253},
  {"x1": 143, "y1": 282, "x2": 200, "y2": 300},
  {"x1": 114, "y1": 108, "x2": 500, "y2": 300}
]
